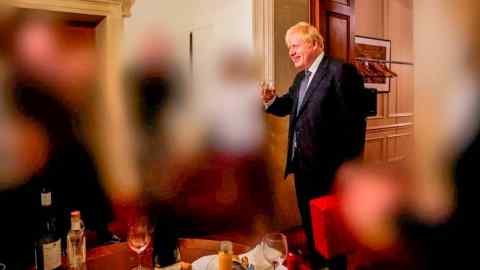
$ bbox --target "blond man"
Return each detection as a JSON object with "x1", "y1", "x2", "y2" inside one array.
[{"x1": 262, "y1": 22, "x2": 366, "y2": 268}]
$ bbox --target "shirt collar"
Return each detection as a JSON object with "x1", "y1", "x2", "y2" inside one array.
[{"x1": 307, "y1": 51, "x2": 324, "y2": 76}]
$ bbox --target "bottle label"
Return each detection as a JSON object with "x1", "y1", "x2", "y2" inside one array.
[
  {"x1": 41, "y1": 192, "x2": 52, "y2": 207},
  {"x1": 72, "y1": 220, "x2": 81, "y2": 230},
  {"x1": 218, "y1": 252, "x2": 233, "y2": 270},
  {"x1": 42, "y1": 239, "x2": 61, "y2": 270},
  {"x1": 67, "y1": 231, "x2": 86, "y2": 267}
]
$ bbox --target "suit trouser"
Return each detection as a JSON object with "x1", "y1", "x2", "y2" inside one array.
[
  {"x1": 293, "y1": 172, "x2": 324, "y2": 252},
  {"x1": 293, "y1": 166, "x2": 346, "y2": 270}
]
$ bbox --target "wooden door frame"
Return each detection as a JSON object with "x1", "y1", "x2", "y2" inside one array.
[{"x1": 6, "y1": 0, "x2": 139, "y2": 201}]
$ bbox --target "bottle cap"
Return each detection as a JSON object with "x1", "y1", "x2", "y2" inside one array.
[
  {"x1": 70, "y1": 210, "x2": 82, "y2": 230},
  {"x1": 219, "y1": 241, "x2": 233, "y2": 253},
  {"x1": 71, "y1": 210, "x2": 81, "y2": 218}
]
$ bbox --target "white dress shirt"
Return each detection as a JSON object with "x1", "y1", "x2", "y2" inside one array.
[{"x1": 264, "y1": 51, "x2": 325, "y2": 109}]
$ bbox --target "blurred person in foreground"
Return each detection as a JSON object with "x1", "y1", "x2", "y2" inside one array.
[
  {"x1": 204, "y1": 47, "x2": 265, "y2": 158},
  {"x1": 127, "y1": 30, "x2": 185, "y2": 265},
  {"x1": 331, "y1": 2, "x2": 480, "y2": 269},
  {"x1": 262, "y1": 22, "x2": 367, "y2": 269},
  {"x1": 128, "y1": 33, "x2": 274, "y2": 245},
  {"x1": 0, "y1": 15, "x2": 120, "y2": 267},
  {"x1": 193, "y1": 47, "x2": 273, "y2": 239}
]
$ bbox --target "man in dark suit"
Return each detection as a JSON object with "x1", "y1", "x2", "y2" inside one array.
[{"x1": 262, "y1": 22, "x2": 366, "y2": 268}]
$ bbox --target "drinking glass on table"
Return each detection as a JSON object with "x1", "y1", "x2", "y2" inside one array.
[
  {"x1": 262, "y1": 233, "x2": 288, "y2": 270},
  {"x1": 127, "y1": 216, "x2": 152, "y2": 270}
]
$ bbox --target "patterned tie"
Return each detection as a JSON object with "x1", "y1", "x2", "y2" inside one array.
[
  {"x1": 296, "y1": 70, "x2": 312, "y2": 115},
  {"x1": 292, "y1": 70, "x2": 312, "y2": 161}
]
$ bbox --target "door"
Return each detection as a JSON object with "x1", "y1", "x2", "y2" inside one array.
[{"x1": 310, "y1": 0, "x2": 356, "y2": 62}]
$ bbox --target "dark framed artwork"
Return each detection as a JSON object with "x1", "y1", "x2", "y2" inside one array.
[{"x1": 354, "y1": 36, "x2": 391, "y2": 93}]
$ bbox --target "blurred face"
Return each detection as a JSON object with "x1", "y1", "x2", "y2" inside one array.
[
  {"x1": 15, "y1": 19, "x2": 59, "y2": 75},
  {"x1": 286, "y1": 32, "x2": 321, "y2": 70}
]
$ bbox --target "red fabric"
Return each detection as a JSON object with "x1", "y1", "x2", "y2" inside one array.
[
  {"x1": 309, "y1": 195, "x2": 356, "y2": 259},
  {"x1": 310, "y1": 195, "x2": 413, "y2": 269}
]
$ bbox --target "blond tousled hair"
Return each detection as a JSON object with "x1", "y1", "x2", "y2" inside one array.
[{"x1": 285, "y1": 22, "x2": 324, "y2": 49}]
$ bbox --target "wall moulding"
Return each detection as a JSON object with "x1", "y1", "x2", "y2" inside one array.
[
  {"x1": 6, "y1": 0, "x2": 135, "y2": 17},
  {"x1": 253, "y1": 0, "x2": 275, "y2": 82},
  {"x1": 120, "y1": 0, "x2": 135, "y2": 17}
]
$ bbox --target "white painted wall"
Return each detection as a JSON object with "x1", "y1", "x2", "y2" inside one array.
[{"x1": 123, "y1": 0, "x2": 253, "y2": 73}]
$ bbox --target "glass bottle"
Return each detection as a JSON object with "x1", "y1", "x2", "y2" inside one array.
[
  {"x1": 34, "y1": 187, "x2": 63, "y2": 270},
  {"x1": 66, "y1": 211, "x2": 86, "y2": 269},
  {"x1": 218, "y1": 241, "x2": 233, "y2": 270},
  {"x1": 152, "y1": 217, "x2": 180, "y2": 269}
]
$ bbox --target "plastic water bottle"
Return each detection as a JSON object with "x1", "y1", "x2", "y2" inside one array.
[{"x1": 66, "y1": 211, "x2": 86, "y2": 269}]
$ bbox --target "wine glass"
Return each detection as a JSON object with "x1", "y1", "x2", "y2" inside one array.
[
  {"x1": 128, "y1": 216, "x2": 152, "y2": 270},
  {"x1": 262, "y1": 233, "x2": 288, "y2": 270},
  {"x1": 264, "y1": 80, "x2": 275, "y2": 91},
  {"x1": 260, "y1": 80, "x2": 276, "y2": 102}
]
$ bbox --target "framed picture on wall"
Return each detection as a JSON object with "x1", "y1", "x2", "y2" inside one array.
[{"x1": 354, "y1": 36, "x2": 392, "y2": 92}]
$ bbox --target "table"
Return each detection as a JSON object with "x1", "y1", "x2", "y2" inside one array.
[
  {"x1": 31, "y1": 238, "x2": 251, "y2": 270},
  {"x1": 178, "y1": 238, "x2": 250, "y2": 263}
]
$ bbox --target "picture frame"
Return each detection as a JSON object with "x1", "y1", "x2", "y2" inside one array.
[{"x1": 354, "y1": 36, "x2": 391, "y2": 93}]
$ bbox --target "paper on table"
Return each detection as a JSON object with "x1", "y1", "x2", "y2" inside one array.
[
  {"x1": 192, "y1": 245, "x2": 286, "y2": 270},
  {"x1": 155, "y1": 262, "x2": 182, "y2": 270}
]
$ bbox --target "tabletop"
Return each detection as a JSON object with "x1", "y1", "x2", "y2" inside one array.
[{"x1": 30, "y1": 238, "x2": 251, "y2": 270}]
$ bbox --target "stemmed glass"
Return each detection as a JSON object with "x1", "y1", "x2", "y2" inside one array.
[
  {"x1": 260, "y1": 80, "x2": 275, "y2": 99},
  {"x1": 262, "y1": 233, "x2": 288, "y2": 270},
  {"x1": 127, "y1": 216, "x2": 152, "y2": 270}
]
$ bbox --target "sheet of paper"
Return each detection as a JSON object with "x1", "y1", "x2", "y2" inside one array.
[{"x1": 192, "y1": 245, "x2": 286, "y2": 270}]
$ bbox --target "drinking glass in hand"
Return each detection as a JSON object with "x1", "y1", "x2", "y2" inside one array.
[
  {"x1": 260, "y1": 80, "x2": 276, "y2": 103},
  {"x1": 128, "y1": 216, "x2": 152, "y2": 270},
  {"x1": 262, "y1": 233, "x2": 288, "y2": 270}
]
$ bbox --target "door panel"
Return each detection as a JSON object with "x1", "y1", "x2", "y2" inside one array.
[{"x1": 310, "y1": 0, "x2": 355, "y2": 62}]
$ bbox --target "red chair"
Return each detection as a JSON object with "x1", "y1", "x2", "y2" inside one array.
[
  {"x1": 309, "y1": 195, "x2": 356, "y2": 260},
  {"x1": 310, "y1": 195, "x2": 414, "y2": 270}
]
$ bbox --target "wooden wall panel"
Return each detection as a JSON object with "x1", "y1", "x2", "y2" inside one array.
[
  {"x1": 363, "y1": 136, "x2": 385, "y2": 163},
  {"x1": 387, "y1": 132, "x2": 413, "y2": 162},
  {"x1": 275, "y1": 0, "x2": 309, "y2": 93},
  {"x1": 364, "y1": 127, "x2": 413, "y2": 163},
  {"x1": 355, "y1": 0, "x2": 384, "y2": 38},
  {"x1": 357, "y1": 0, "x2": 414, "y2": 164},
  {"x1": 387, "y1": 0, "x2": 413, "y2": 63},
  {"x1": 388, "y1": 64, "x2": 414, "y2": 118}
]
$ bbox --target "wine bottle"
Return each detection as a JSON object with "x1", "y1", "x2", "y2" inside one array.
[
  {"x1": 152, "y1": 217, "x2": 180, "y2": 268},
  {"x1": 34, "y1": 187, "x2": 63, "y2": 270}
]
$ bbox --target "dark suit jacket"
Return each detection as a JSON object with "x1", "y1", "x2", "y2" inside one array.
[{"x1": 267, "y1": 56, "x2": 366, "y2": 193}]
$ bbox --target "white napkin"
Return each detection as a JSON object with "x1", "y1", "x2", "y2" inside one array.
[{"x1": 192, "y1": 245, "x2": 286, "y2": 270}]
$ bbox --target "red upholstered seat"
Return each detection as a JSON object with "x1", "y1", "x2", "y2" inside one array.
[
  {"x1": 309, "y1": 195, "x2": 356, "y2": 260},
  {"x1": 310, "y1": 195, "x2": 416, "y2": 270}
]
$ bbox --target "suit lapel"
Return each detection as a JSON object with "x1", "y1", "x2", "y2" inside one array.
[{"x1": 296, "y1": 56, "x2": 329, "y2": 118}]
